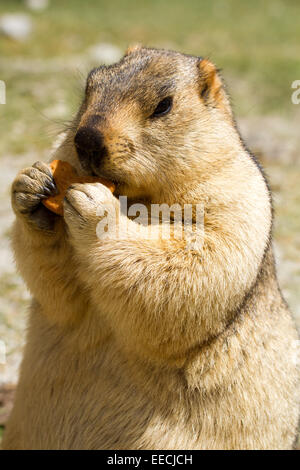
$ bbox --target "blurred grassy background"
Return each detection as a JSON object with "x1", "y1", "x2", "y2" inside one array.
[{"x1": 0, "y1": 0, "x2": 299, "y2": 445}]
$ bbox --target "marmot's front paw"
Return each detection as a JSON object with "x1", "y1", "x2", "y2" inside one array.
[
  {"x1": 64, "y1": 183, "x2": 119, "y2": 241},
  {"x1": 11, "y1": 161, "x2": 58, "y2": 230}
]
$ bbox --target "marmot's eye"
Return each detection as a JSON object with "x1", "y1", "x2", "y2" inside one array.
[{"x1": 151, "y1": 97, "x2": 173, "y2": 118}]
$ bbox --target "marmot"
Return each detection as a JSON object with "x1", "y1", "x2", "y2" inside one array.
[{"x1": 3, "y1": 46, "x2": 299, "y2": 450}]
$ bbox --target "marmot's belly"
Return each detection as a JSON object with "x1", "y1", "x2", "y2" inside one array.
[
  {"x1": 3, "y1": 308, "x2": 299, "y2": 450},
  {"x1": 4, "y1": 345, "x2": 155, "y2": 449}
]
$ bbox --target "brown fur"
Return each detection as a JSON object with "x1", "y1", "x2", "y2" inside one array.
[{"x1": 3, "y1": 47, "x2": 299, "y2": 450}]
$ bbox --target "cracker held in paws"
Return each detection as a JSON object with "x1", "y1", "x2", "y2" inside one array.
[{"x1": 42, "y1": 159, "x2": 115, "y2": 215}]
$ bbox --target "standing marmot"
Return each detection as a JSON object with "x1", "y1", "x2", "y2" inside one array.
[{"x1": 3, "y1": 47, "x2": 299, "y2": 450}]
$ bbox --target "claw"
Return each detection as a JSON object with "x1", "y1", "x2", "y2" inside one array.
[
  {"x1": 48, "y1": 181, "x2": 58, "y2": 194},
  {"x1": 43, "y1": 187, "x2": 52, "y2": 195}
]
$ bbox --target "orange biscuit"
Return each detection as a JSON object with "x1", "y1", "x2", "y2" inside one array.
[{"x1": 42, "y1": 160, "x2": 115, "y2": 216}]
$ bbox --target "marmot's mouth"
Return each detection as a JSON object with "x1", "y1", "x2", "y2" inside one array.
[{"x1": 90, "y1": 169, "x2": 120, "y2": 189}]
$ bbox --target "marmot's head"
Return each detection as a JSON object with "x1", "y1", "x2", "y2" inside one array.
[{"x1": 73, "y1": 47, "x2": 240, "y2": 201}]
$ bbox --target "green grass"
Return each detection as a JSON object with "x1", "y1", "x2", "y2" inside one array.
[{"x1": 0, "y1": 0, "x2": 300, "y2": 156}]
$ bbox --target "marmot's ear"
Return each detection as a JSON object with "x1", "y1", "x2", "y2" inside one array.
[
  {"x1": 125, "y1": 44, "x2": 142, "y2": 56},
  {"x1": 197, "y1": 58, "x2": 227, "y2": 108}
]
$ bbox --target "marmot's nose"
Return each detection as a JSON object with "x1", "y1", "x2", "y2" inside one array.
[{"x1": 74, "y1": 127, "x2": 107, "y2": 171}]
